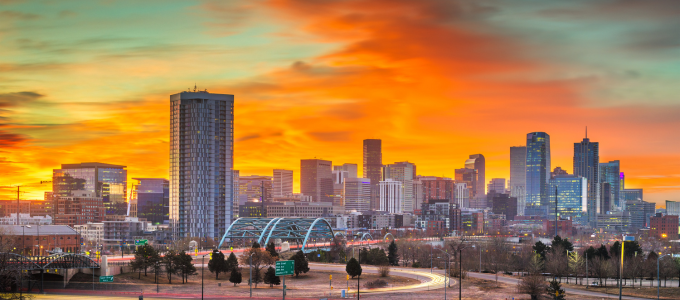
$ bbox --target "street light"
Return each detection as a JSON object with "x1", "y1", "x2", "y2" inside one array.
[
  {"x1": 657, "y1": 254, "x2": 670, "y2": 300},
  {"x1": 19, "y1": 224, "x2": 31, "y2": 300},
  {"x1": 434, "y1": 248, "x2": 451, "y2": 300},
  {"x1": 201, "y1": 252, "x2": 211, "y2": 300},
  {"x1": 458, "y1": 243, "x2": 468, "y2": 300},
  {"x1": 249, "y1": 253, "x2": 254, "y2": 298}
]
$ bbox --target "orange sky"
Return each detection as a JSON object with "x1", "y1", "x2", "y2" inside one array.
[{"x1": 1, "y1": 0, "x2": 679, "y2": 207}]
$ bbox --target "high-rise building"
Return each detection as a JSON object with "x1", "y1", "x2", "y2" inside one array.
[
  {"x1": 456, "y1": 168, "x2": 483, "y2": 208},
  {"x1": 510, "y1": 146, "x2": 527, "y2": 216},
  {"x1": 487, "y1": 178, "x2": 506, "y2": 195},
  {"x1": 419, "y1": 176, "x2": 455, "y2": 201},
  {"x1": 650, "y1": 213, "x2": 679, "y2": 239},
  {"x1": 363, "y1": 139, "x2": 383, "y2": 210},
  {"x1": 384, "y1": 161, "x2": 415, "y2": 212},
  {"x1": 551, "y1": 167, "x2": 568, "y2": 177},
  {"x1": 343, "y1": 178, "x2": 371, "y2": 212},
  {"x1": 667, "y1": 200, "x2": 680, "y2": 218},
  {"x1": 626, "y1": 200, "x2": 655, "y2": 230},
  {"x1": 547, "y1": 175, "x2": 587, "y2": 221},
  {"x1": 599, "y1": 160, "x2": 621, "y2": 210},
  {"x1": 525, "y1": 132, "x2": 551, "y2": 216},
  {"x1": 334, "y1": 163, "x2": 358, "y2": 178},
  {"x1": 238, "y1": 175, "x2": 273, "y2": 204},
  {"x1": 379, "y1": 179, "x2": 404, "y2": 213},
  {"x1": 492, "y1": 194, "x2": 518, "y2": 221},
  {"x1": 170, "y1": 91, "x2": 234, "y2": 238},
  {"x1": 573, "y1": 134, "x2": 599, "y2": 225},
  {"x1": 53, "y1": 162, "x2": 127, "y2": 216},
  {"x1": 332, "y1": 170, "x2": 349, "y2": 207},
  {"x1": 454, "y1": 182, "x2": 469, "y2": 209},
  {"x1": 233, "y1": 170, "x2": 240, "y2": 218},
  {"x1": 273, "y1": 169, "x2": 294, "y2": 198},
  {"x1": 600, "y1": 183, "x2": 611, "y2": 213},
  {"x1": 131, "y1": 178, "x2": 169, "y2": 225},
  {"x1": 621, "y1": 189, "x2": 643, "y2": 201},
  {"x1": 301, "y1": 159, "x2": 333, "y2": 203},
  {"x1": 465, "y1": 154, "x2": 485, "y2": 196},
  {"x1": 54, "y1": 191, "x2": 106, "y2": 227}
]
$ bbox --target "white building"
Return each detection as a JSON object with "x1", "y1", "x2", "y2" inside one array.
[
  {"x1": 273, "y1": 169, "x2": 294, "y2": 198},
  {"x1": 380, "y1": 179, "x2": 404, "y2": 213},
  {"x1": 454, "y1": 182, "x2": 469, "y2": 208},
  {"x1": 0, "y1": 213, "x2": 52, "y2": 225},
  {"x1": 73, "y1": 222, "x2": 104, "y2": 245}
]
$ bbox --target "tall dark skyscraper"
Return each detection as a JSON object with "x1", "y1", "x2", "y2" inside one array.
[
  {"x1": 300, "y1": 159, "x2": 333, "y2": 203},
  {"x1": 170, "y1": 90, "x2": 234, "y2": 238},
  {"x1": 363, "y1": 139, "x2": 382, "y2": 210},
  {"x1": 525, "y1": 132, "x2": 550, "y2": 216},
  {"x1": 132, "y1": 178, "x2": 169, "y2": 225},
  {"x1": 600, "y1": 160, "x2": 621, "y2": 210},
  {"x1": 510, "y1": 146, "x2": 527, "y2": 215},
  {"x1": 573, "y1": 133, "x2": 599, "y2": 225}
]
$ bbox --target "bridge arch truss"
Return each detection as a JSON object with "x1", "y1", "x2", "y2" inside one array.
[
  {"x1": 0, "y1": 253, "x2": 100, "y2": 271},
  {"x1": 218, "y1": 217, "x2": 335, "y2": 252}
]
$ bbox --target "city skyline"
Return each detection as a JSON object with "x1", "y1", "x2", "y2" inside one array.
[{"x1": 1, "y1": 1, "x2": 679, "y2": 208}]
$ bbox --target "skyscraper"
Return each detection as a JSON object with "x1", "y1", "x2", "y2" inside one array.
[
  {"x1": 238, "y1": 175, "x2": 273, "y2": 204},
  {"x1": 131, "y1": 178, "x2": 169, "y2": 225},
  {"x1": 600, "y1": 160, "x2": 621, "y2": 210},
  {"x1": 379, "y1": 179, "x2": 404, "y2": 213},
  {"x1": 170, "y1": 90, "x2": 234, "y2": 238},
  {"x1": 363, "y1": 139, "x2": 382, "y2": 210},
  {"x1": 548, "y1": 175, "x2": 587, "y2": 221},
  {"x1": 465, "y1": 154, "x2": 486, "y2": 196},
  {"x1": 53, "y1": 162, "x2": 128, "y2": 216},
  {"x1": 273, "y1": 169, "x2": 293, "y2": 198},
  {"x1": 573, "y1": 134, "x2": 599, "y2": 225},
  {"x1": 525, "y1": 132, "x2": 551, "y2": 216},
  {"x1": 487, "y1": 178, "x2": 506, "y2": 195},
  {"x1": 510, "y1": 146, "x2": 527, "y2": 216},
  {"x1": 334, "y1": 163, "x2": 358, "y2": 178},
  {"x1": 301, "y1": 159, "x2": 333, "y2": 202},
  {"x1": 384, "y1": 161, "x2": 415, "y2": 212},
  {"x1": 343, "y1": 178, "x2": 371, "y2": 212}
]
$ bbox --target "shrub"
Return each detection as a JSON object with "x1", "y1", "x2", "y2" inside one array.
[
  {"x1": 412, "y1": 261, "x2": 421, "y2": 268},
  {"x1": 378, "y1": 265, "x2": 390, "y2": 277},
  {"x1": 450, "y1": 266, "x2": 467, "y2": 279},
  {"x1": 364, "y1": 279, "x2": 388, "y2": 289}
]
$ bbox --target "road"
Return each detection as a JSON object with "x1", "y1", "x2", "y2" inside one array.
[{"x1": 464, "y1": 271, "x2": 653, "y2": 300}]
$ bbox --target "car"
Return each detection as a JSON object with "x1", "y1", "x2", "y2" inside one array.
[{"x1": 589, "y1": 281, "x2": 599, "y2": 287}]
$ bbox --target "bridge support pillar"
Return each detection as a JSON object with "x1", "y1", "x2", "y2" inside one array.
[{"x1": 40, "y1": 269, "x2": 44, "y2": 293}]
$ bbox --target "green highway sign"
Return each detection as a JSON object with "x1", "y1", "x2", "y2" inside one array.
[
  {"x1": 275, "y1": 260, "x2": 294, "y2": 276},
  {"x1": 99, "y1": 276, "x2": 114, "y2": 282},
  {"x1": 134, "y1": 240, "x2": 148, "y2": 246}
]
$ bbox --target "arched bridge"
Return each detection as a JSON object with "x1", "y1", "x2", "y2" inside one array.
[
  {"x1": 0, "y1": 253, "x2": 100, "y2": 271},
  {"x1": 218, "y1": 217, "x2": 335, "y2": 252}
]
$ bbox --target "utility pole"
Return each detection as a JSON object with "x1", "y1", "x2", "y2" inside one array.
[{"x1": 554, "y1": 186, "x2": 558, "y2": 238}]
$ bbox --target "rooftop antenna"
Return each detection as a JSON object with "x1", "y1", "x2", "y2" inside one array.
[
  {"x1": 586, "y1": 126, "x2": 588, "y2": 139},
  {"x1": 194, "y1": 83, "x2": 197, "y2": 92}
]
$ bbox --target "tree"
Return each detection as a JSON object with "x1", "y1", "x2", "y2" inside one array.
[
  {"x1": 533, "y1": 241, "x2": 549, "y2": 259},
  {"x1": 329, "y1": 236, "x2": 347, "y2": 263},
  {"x1": 596, "y1": 244, "x2": 610, "y2": 260},
  {"x1": 567, "y1": 250, "x2": 584, "y2": 285},
  {"x1": 546, "y1": 278, "x2": 566, "y2": 300},
  {"x1": 263, "y1": 267, "x2": 281, "y2": 287},
  {"x1": 346, "y1": 257, "x2": 362, "y2": 278},
  {"x1": 252, "y1": 241, "x2": 261, "y2": 249},
  {"x1": 292, "y1": 250, "x2": 310, "y2": 278},
  {"x1": 518, "y1": 274, "x2": 547, "y2": 300},
  {"x1": 550, "y1": 236, "x2": 573, "y2": 254},
  {"x1": 208, "y1": 250, "x2": 228, "y2": 280},
  {"x1": 545, "y1": 245, "x2": 568, "y2": 282},
  {"x1": 176, "y1": 251, "x2": 197, "y2": 284},
  {"x1": 266, "y1": 242, "x2": 279, "y2": 259},
  {"x1": 239, "y1": 246, "x2": 275, "y2": 287},
  {"x1": 590, "y1": 256, "x2": 612, "y2": 287},
  {"x1": 162, "y1": 250, "x2": 179, "y2": 284},
  {"x1": 229, "y1": 268, "x2": 242, "y2": 287},
  {"x1": 388, "y1": 240, "x2": 399, "y2": 266},
  {"x1": 366, "y1": 248, "x2": 388, "y2": 266},
  {"x1": 131, "y1": 244, "x2": 160, "y2": 279},
  {"x1": 225, "y1": 252, "x2": 239, "y2": 273},
  {"x1": 527, "y1": 253, "x2": 544, "y2": 275}
]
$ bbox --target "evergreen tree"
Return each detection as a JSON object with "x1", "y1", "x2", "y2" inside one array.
[
  {"x1": 623, "y1": 241, "x2": 643, "y2": 258},
  {"x1": 263, "y1": 266, "x2": 281, "y2": 287},
  {"x1": 550, "y1": 235, "x2": 573, "y2": 254},
  {"x1": 585, "y1": 246, "x2": 597, "y2": 261},
  {"x1": 266, "y1": 242, "x2": 279, "y2": 258},
  {"x1": 346, "y1": 257, "x2": 362, "y2": 278},
  {"x1": 229, "y1": 268, "x2": 242, "y2": 286},
  {"x1": 596, "y1": 244, "x2": 610, "y2": 260},
  {"x1": 546, "y1": 278, "x2": 566, "y2": 300},
  {"x1": 388, "y1": 240, "x2": 399, "y2": 266},
  {"x1": 292, "y1": 250, "x2": 310, "y2": 278},
  {"x1": 252, "y1": 241, "x2": 261, "y2": 249},
  {"x1": 359, "y1": 247, "x2": 369, "y2": 264},
  {"x1": 225, "y1": 252, "x2": 239, "y2": 273},
  {"x1": 175, "y1": 251, "x2": 197, "y2": 284},
  {"x1": 131, "y1": 244, "x2": 160, "y2": 279},
  {"x1": 367, "y1": 248, "x2": 388, "y2": 265},
  {"x1": 162, "y1": 250, "x2": 179, "y2": 284},
  {"x1": 208, "y1": 250, "x2": 228, "y2": 280},
  {"x1": 533, "y1": 241, "x2": 549, "y2": 259}
]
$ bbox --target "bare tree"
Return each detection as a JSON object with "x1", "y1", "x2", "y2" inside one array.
[
  {"x1": 545, "y1": 245, "x2": 568, "y2": 282},
  {"x1": 239, "y1": 246, "x2": 276, "y2": 288},
  {"x1": 518, "y1": 274, "x2": 547, "y2": 300},
  {"x1": 625, "y1": 255, "x2": 645, "y2": 287},
  {"x1": 567, "y1": 250, "x2": 584, "y2": 285},
  {"x1": 590, "y1": 256, "x2": 613, "y2": 287},
  {"x1": 488, "y1": 237, "x2": 510, "y2": 286}
]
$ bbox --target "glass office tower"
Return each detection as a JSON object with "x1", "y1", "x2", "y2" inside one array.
[
  {"x1": 170, "y1": 90, "x2": 234, "y2": 238},
  {"x1": 600, "y1": 160, "x2": 621, "y2": 210},
  {"x1": 525, "y1": 132, "x2": 550, "y2": 216},
  {"x1": 132, "y1": 178, "x2": 169, "y2": 225},
  {"x1": 53, "y1": 162, "x2": 127, "y2": 215},
  {"x1": 548, "y1": 175, "x2": 587, "y2": 221},
  {"x1": 573, "y1": 136, "x2": 599, "y2": 225},
  {"x1": 510, "y1": 146, "x2": 527, "y2": 216},
  {"x1": 363, "y1": 139, "x2": 383, "y2": 210}
]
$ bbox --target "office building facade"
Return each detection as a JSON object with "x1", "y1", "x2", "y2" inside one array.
[
  {"x1": 334, "y1": 163, "x2": 358, "y2": 179},
  {"x1": 510, "y1": 146, "x2": 527, "y2": 216},
  {"x1": 383, "y1": 161, "x2": 415, "y2": 212},
  {"x1": 547, "y1": 175, "x2": 587, "y2": 220},
  {"x1": 599, "y1": 160, "x2": 621, "y2": 210},
  {"x1": 131, "y1": 178, "x2": 169, "y2": 225},
  {"x1": 487, "y1": 178, "x2": 506, "y2": 195},
  {"x1": 363, "y1": 139, "x2": 383, "y2": 210},
  {"x1": 301, "y1": 159, "x2": 333, "y2": 203},
  {"x1": 465, "y1": 154, "x2": 485, "y2": 197},
  {"x1": 525, "y1": 132, "x2": 551, "y2": 216},
  {"x1": 379, "y1": 179, "x2": 404, "y2": 213},
  {"x1": 238, "y1": 175, "x2": 273, "y2": 204},
  {"x1": 53, "y1": 162, "x2": 127, "y2": 216},
  {"x1": 170, "y1": 91, "x2": 234, "y2": 238},
  {"x1": 273, "y1": 169, "x2": 293, "y2": 198},
  {"x1": 343, "y1": 178, "x2": 371, "y2": 211}
]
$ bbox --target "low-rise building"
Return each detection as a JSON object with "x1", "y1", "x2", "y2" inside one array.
[
  {"x1": 650, "y1": 213, "x2": 679, "y2": 240},
  {"x1": 54, "y1": 191, "x2": 106, "y2": 227},
  {"x1": 543, "y1": 219, "x2": 573, "y2": 237},
  {"x1": 596, "y1": 211, "x2": 631, "y2": 233},
  {"x1": 102, "y1": 217, "x2": 147, "y2": 246},
  {"x1": 0, "y1": 225, "x2": 81, "y2": 255},
  {"x1": 266, "y1": 202, "x2": 343, "y2": 218},
  {"x1": 73, "y1": 222, "x2": 104, "y2": 246},
  {"x1": 0, "y1": 213, "x2": 52, "y2": 225}
]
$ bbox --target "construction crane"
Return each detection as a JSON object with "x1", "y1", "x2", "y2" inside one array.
[{"x1": 0, "y1": 181, "x2": 51, "y2": 225}]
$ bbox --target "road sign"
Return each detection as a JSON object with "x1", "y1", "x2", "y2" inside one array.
[
  {"x1": 673, "y1": 254, "x2": 680, "y2": 258},
  {"x1": 623, "y1": 236, "x2": 635, "y2": 242},
  {"x1": 99, "y1": 276, "x2": 114, "y2": 282},
  {"x1": 134, "y1": 239, "x2": 148, "y2": 246},
  {"x1": 275, "y1": 260, "x2": 294, "y2": 276}
]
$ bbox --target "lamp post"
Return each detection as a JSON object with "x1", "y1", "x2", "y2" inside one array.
[
  {"x1": 249, "y1": 253, "x2": 254, "y2": 298},
  {"x1": 657, "y1": 254, "x2": 669, "y2": 300},
  {"x1": 20, "y1": 224, "x2": 31, "y2": 299},
  {"x1": 201, "y1": 253, "x2": 210, "y2": 300},
  {"x1": 458, "y1": 245, "x2": 467, "y2": 300},
  {"x1": 434, "y1": 249, "x2": 451, "y2": 300}
]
